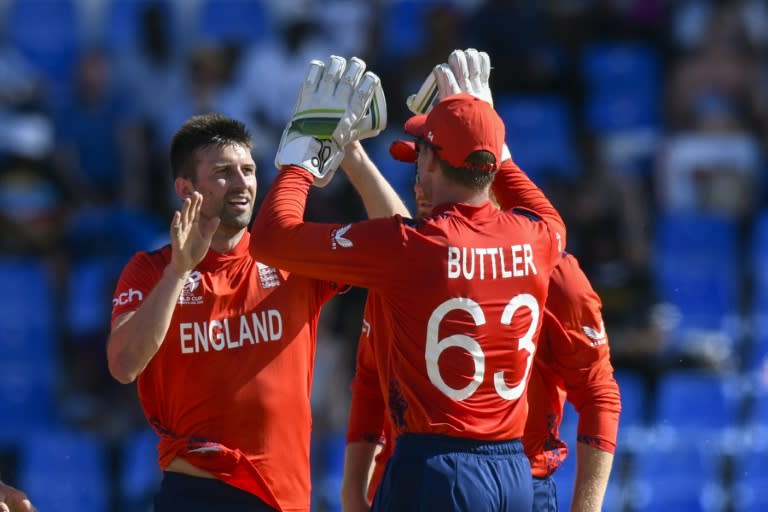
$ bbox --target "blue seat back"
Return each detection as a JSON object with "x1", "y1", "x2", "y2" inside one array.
[
  {"x1": 495, "y1": 94, "x2": 579, "y2": 181},
  {"x1": 196, "y1": 0, "x2": 272, "y2": 46},
  {"x1": 19, "y1": 429, "x2": 109, "y2": 512},
  {"x1": 5, "y1": 0, "x2": 82, "y2": 86}
]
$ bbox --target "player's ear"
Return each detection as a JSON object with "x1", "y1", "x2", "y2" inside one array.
[{"x1": 174, "y1": 177, "x2": 194, "y2": 199}]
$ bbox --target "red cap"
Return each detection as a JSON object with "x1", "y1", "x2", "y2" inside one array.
[{"x1": 391, "y1": 93, "x2": 505, "y2": 172}]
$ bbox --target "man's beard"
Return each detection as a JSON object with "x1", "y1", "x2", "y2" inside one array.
[{"x1": 218, "y1": 204, "x2": 253, "y2": 230}]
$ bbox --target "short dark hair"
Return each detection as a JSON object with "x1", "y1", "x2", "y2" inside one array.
[
  {"x1": 169, "y1": 113, "x2": 253, "y2": 180},
  {"x1": 437, "y1": 150, "x2": 497, "y2": 191}
]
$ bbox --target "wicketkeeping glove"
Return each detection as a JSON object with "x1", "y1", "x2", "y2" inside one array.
[
  {"x1": 406, "y1": 48, "x2": 492, "y2": 115},
  {"x1": 405, "y1": 48, "x2": 509, "y2": 161},
  {"x1": 275, "y1": 55, "x2": 387, "y2": 187}
]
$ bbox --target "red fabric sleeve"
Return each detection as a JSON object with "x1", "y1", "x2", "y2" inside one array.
[
  {"x1": 111, "y1": 251, "x2": 164, "y2": 322},
  {"x1": 545, "y1": 255, "x2": 621, "y2": 453},
  {"x1": 346, "y1": 296, "x2": 386, "y2": 445},
  {"x1": 491, "y1": 159, "x2": 566, "y2": 253},
  {"x1": 250, "y1": 167, "x2": 410, "y2": 289}
]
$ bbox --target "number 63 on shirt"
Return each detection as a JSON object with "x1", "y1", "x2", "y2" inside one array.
[{"x1": 426, "y1": 294, "x2": 539, "y2": 401}]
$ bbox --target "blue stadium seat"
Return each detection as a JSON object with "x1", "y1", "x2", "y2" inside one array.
[
  {"x1": 0, "y1": 258, "x2": 58, "y2": 438},
  {"x1": 65, "y1": 257, "x2": 119, "y2": 339},
  {"x1": 652, "y1": 212, "x2": 740, "y2": 338},
  {"x1": 378, "y1": 0, "x2": 430, "y2": 59},
  {"x1": 66, "y1": 206, "x2": 167, "y2": 259},
  {"x1": 628, "y1": 441, "x2": 726, "y2": 512},
  {"x1": 585, "y1": 88, "x2": 660, "y2": 134},
  {"x1": 654, "y1": 370, "x2": 740, "y2": 433},
  {"x1": 581, "y1": 42, "x2": 661, "y2": 98},
  {"x1": 311, "y1": 430, "x2": 346, "y2": 512},
  {"x1": 0, "y1": 361, "x2": 56, "y2": 440},
  {"x1": 0, "y1": 258, "x2": 56, "y2": 363},
  {"x1": 120, "y1": 428, "x2": 162, "y2": 508},
  {"x1": 196, "y1": 0, "x2": 272, "y2": 47},
  {"x1": 580, "y1": 42, "x2": 662, "y2": 170},
  {"x1": 615, "y1": 370, "x2": 648, "y2": 429},
  {"x1": 495, "y1": 95, "x2": 580, "y2": 182},
  {"x1": 18, "y1": 429, "x2": 109, "y2": 512},
  {"x1": 4, "y1": 0, "x2": 83, "y2": 87}
]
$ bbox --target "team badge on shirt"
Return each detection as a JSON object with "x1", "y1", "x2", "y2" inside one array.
[
  {"x1": 178, "y1": 271, "x2": 204, "y2": 305},
  {"x1": 257, "y1": 263, "x2": 281, "y2": 289}
]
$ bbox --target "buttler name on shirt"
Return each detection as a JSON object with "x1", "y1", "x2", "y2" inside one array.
[{"x1": 447, "y1": 244, "x2": 537, "y2": 280}]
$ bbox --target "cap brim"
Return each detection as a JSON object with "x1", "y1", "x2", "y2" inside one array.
[
  {"x1": 404, "y1": 114, "x2": 428, "y2": 137},
  {"x1": 389, "y1": 139, "x2": 418, "y2": 163}
]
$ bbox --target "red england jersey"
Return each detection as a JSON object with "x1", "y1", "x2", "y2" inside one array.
[
  {"x1": 523, "y1": 253, "x2": 621, "y2": 478},
  {"x1": 251, "y1": 162, "x2": 566, "y2": 441},
  {"x1": 111, "y1": 232, "x2": 338, "y2": 511},
  {"x1": 347, "y1": 255, "x2": 621, "y2": 498}
]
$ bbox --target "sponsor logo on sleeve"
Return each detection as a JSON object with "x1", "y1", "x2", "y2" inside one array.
[
  {"x1": 112, "y1": 288, "x2": 144, "y2": 310},
  {"x1": 582, "y1": 320, "x2": 607, "y2": 346},
  {"x1": 331, "y1": 224, "x2": 353, "y2": 250}
]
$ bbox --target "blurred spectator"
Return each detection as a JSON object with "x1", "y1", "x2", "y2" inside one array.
[
  {"x1": 671, "y1": 0, "x2": 768, "y2": 52},
  {"x1": 657, "y1": 91, "x2": 763, "y2": 219},
  {"x1": 104, "y1": 1, "x2": 186, "y2": 217},
  {"x1": 374, "y1": 3, "x2": 467, "y2": 124},
  {"x1": 52, "y1": 47, "x2": 148, "y2": 209},
  {"x1": 466, "y1": 2, "x2": 567, "y2": 95},
  {"x1": 0, "y1": 153, "x2": 64, "y2": 257},
  {"x1": 311, "y1": 0, "x2": 375, "y2": 58},
  {"x1": 0, "y1": 39, "x2": 51, "y2": 167},
  {"x1": 234, "y1": 16, "x2": 330, "y2": 166},
  {"x1": 666, "y1": 0, "x2": 766, "y2": 132}
]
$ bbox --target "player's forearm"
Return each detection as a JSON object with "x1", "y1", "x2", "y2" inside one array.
[
  {"x1": 341, "y1": 441, "x2": 380, "y2": 511},
  {"x1": 570, "y1": 442, "x2": 614, "y2": 512},
  {"x1": 342, "y1": 141, "x2": 410, "y2": 219},
  {"x1": 250, "y1": 167, "x2": 312, "y2": 262},
  {"x1": 107, "y1": 266, "x2": 188, "y2": 384}
]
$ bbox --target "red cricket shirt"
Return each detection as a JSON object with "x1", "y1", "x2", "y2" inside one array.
[{"x1": 112, "y1": 232, "x2": 338, "y2": 511}]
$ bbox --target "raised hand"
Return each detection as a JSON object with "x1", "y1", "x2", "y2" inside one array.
[
  {"x1": 275, "y1": 55, "x2": 386, "y2": 187},
  {"x1": 406, "y1": 48, "x2": 493, "y2": 115},
  {"x1": 168, "y1": 191, "x2": 219, "y2": 278},
  {"x1": 0, "y1": 481, "x2": 35, "y2": 512}
]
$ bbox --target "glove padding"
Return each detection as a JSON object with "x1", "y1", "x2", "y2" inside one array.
[
  {"x1": 406, "y1": 48, "x2": 492, "y2": 115},
  {"x1": 406, "y1": 48, "x2": 509, "y2": 161},
  {"x1": 276, "y1": 55, "x2": 387, "y2": 187}
]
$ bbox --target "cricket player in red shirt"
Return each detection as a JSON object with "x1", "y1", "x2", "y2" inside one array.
[
  {"x1": 250, "y1": 53, "x2": 567, "y2": 510},
  {"x1": 107, "y1": 68, "x2": 398, "y2": 512},
  {"x1": 345, "y1": 248, "x2": 620, "y2": 512},
  {"x1": 340, "y1": 50, "x2": 620, "y2": 512}
]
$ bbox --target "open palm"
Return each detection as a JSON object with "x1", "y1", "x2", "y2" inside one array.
[{"x1": 169, "y1": 192, "x2": 220, "y2": 276}]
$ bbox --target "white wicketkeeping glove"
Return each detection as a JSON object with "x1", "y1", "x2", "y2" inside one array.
[
  {"x1": 406, "y1": 48, "x2": 509, "y2": 161},
  {"x1": 406, "y1": 48, "x2": 492, "y2": 115},
  {"x1": 276, "y1": 55, "x2": 387, "y2": 187}
]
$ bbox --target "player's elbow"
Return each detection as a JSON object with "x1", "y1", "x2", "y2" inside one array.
[{"x1": 107, "y1": 351, "x2": 138, "y2": 384}]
